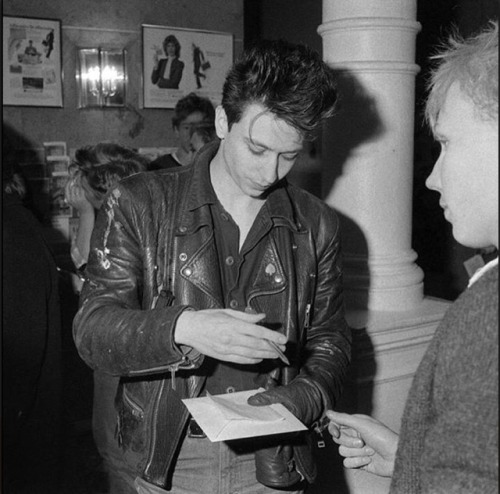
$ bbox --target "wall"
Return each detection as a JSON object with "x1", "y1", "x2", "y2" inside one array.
[
  {"x1": 3, "y1": 0, "x2": 244, "y2": 153},
  {"x1": 2, "y1": 0, "x2": 245, "y2": 477}
]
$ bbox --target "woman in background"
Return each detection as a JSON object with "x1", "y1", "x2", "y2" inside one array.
[
  {"x1": 65, "y1": 142, "x2": 149, "y2": 490},
  {"x1": 65, "y1": 143, "x2": 149, "y2": 292},
  {"x1": 151, "y1": 34, "x2": 184, "y2": 89}
]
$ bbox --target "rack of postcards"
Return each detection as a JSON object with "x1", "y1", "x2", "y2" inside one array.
[{"x1": 43, "y1": 141, "x2": 79, "y2": 245}]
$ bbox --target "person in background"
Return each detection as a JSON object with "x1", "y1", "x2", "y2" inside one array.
[
  {"x1": 151, "y1": 34, "x2": 184, "y2": 89},
  {"x1": 149, "y1": 92, "x2": 216, "y2": 170},
  {"x1": 65, "y1": 143, "x2": 150, "y2": 293},
  {"x1": 64, "y1": 142, "x2": 149, "y2": 489},
  {"x1": 3, "y1": 124, "x2": 62, "y2": 493},
  {"x1": 327, "y1": 21, "x2": 498, "y2": 494},
  {"x1": 73, "y1": 39, "x2": 351, "y2": 494}
]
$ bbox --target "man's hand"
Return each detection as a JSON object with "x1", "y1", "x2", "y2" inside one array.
[
  {"x1": 174, "y1": 308, "x2": 287, "y2": 364},
  {"x1": 326, "y1": 410, "x2": 399, "y2": 478},
  {"x1": 247, "y1": 378, "x2": 323, "y2": 425}
]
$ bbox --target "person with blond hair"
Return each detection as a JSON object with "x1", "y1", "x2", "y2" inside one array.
[
  {"x1": 65, "y1": 142, "x2": 149, "y2": 488},
  {"x1": 327, "y1": 21, "x2": 498, "y2": 494}
]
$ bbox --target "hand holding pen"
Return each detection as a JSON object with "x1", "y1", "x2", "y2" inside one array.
[{"x1": 244, "y1": 306, "x2": 289, "y2": 365}]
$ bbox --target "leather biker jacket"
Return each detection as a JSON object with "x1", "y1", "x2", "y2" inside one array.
[{"x1": 73, "y1": 141, "x2": 351, "y2": 489}]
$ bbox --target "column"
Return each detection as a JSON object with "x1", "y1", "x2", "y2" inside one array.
[{"x1": 318, "y1": 0, "x2": 423, "y2": 311}]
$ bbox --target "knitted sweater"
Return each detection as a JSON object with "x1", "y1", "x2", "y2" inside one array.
[{"x1": 390, "y1": 265, "x2": 498, "y2": 493}]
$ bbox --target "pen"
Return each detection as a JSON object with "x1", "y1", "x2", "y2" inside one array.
[{"x1": 266, "y1": 339, "x2": 290, "y2": 366}]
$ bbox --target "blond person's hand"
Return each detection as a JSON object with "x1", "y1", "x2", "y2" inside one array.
[
  {"x1": 326, "y1": 410, "x2": 398, "y2": 478},
  {"x1": 64, "y1": 177, "x2": 93, "y2": 215},
  {"x1": 175, "y1": 308, "x2": 287, "y2": 364}
]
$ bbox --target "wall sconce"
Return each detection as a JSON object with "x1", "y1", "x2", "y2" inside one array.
[{"x1": 77, "y1": 48, "x2": 127, "y2": 108}]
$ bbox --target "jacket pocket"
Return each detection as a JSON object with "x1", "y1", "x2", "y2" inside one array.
[{"x1": 115, "y1": 381, "x2": 150, "y2": 453}]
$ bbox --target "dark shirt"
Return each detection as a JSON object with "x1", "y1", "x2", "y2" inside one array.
[
  {"x1": 199, "y1": 165, "x2": 284, "y2": 395},
  {"x1": 149, "y1": 153, "x2": 181, "y2": 170}
]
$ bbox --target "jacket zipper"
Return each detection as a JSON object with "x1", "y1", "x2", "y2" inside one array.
[
  {"x1": 144, "y1": 378, "x2": 166, "y2": 476},
  {"x1": 122, "y1": 385, "x2": 145, "y2": 419}
]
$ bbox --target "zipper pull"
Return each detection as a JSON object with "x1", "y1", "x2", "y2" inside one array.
[
  {"x1": 170, "y1": 366, "x2": 176, "y2": 390},
  {"x1": 313, "y1": 415, "x2": 329, "y2": 448},
  {"x1": 304, "y1": 303, "x2": 312, "y2": 329}
]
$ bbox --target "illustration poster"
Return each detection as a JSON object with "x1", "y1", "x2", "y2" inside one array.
[{"x1": 3, "y1": 16, "x2": 63, "y2": 107}]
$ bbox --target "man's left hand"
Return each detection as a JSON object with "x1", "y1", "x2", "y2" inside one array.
[{"x1": 247, "y1": 379, "x2": 323, "y2": 426}]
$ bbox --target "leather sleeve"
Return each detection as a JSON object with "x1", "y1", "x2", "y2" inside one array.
[
  {"x1": 290, "y1": 201, "x2": 352, "y2": 423},
  {"x1": 73, "y1": 179, "x2": 202, "y2": 377}
]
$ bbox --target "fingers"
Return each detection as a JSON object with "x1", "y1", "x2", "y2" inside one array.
[
  {"x1": 175, "y1": 309, "x2": 287, "y2": 364},
  {"x1": 326, "y1": 411, "x2": 373, "y2": 432},
  {"x1": 329, "y1": 426, "x2": 364, "y2": 448},
  {"x1": 339, "y1": 445, "x2": 374, "y2": 458},
  {"x1": 222, "y1": 309, "x2": 287, "y2": 346},
  {"x1": 343, "y1": 456, "x2": 373, "y2": 470},
  {"x1": 247, "y1": 392, "x2": 273, "y2": 407},
  {"x1": 224, "y1": 308, "x2": 266, "y2": 322}
]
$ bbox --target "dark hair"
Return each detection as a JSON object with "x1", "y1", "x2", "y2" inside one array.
[
  {"x1": 222, "y1": 39, "x2": 338, "y2": 139},
  {"x1": 71, "y1": 143, "x2": 149, "y2": 204},
  {"x1": 172, "y1": 92, "x2": 216, "y2": 128},
  {"x1": 163, "y1": 35, "x2": 181, "y2": 58}
]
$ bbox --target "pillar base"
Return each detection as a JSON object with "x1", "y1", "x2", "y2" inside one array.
[{"x1": 343, "y1": 251, "x2": 425, "y2": 311}]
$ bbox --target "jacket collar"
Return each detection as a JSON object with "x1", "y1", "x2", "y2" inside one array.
[{"x1": 184, "y1": 140, "x2": 305, "y2": 233}]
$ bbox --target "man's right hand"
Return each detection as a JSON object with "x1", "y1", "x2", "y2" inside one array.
[
  {"x1": 174, "y1": 308, "x2": 287, "y2": 364},
  {"x1": 326, "y1": 410, "x2": 399, "y2": 478}
]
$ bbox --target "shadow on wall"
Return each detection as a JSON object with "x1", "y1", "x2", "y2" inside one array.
[
  {"x1": 321, "y1": 68, "x2": 385, "y2": 192},
  {"x1": 308, "y1": 70, "x2": 383, "y2": 494},
  {"x1": 321, "y1": 68, "x2": 384, "y2": 311}
]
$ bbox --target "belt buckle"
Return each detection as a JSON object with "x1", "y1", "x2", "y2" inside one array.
[{"x1": 187, "y1": 417, "x2": 206, "y2": 438}]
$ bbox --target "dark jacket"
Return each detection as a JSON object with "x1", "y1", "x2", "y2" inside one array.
[
  {"x1": 151, "y1": 57, "x2": 184, "y2": 89},
  {"x1": 73, "y1": 141, "x2": 351, "y2": 488},
  {"x1": 149, "y1": 152, "x2": 181, "y2": 170},
  {"x1": 3, "y1": 192, "x2": 62, "y2": 488}
]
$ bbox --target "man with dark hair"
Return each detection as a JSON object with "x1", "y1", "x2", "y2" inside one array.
[
  {"x1": 74, "y1": 39, "x2": 351, "y2": 494},
  {"x1": 150, "y1": 92, "x2": 216, "y2": 169}
]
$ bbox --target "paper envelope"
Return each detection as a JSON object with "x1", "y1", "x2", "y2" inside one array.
[{"x1": 182, "y1": 388, "x2": 307, "y2": 442}]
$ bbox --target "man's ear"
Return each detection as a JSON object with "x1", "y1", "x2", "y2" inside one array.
[{"x1": 215, "y1": 105, "x2": 229, "y2": 139}]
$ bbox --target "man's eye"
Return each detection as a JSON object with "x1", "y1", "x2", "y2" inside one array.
[
  {"x1": 282, "y1": 154, "x2": 298, "y2": 162},
  {"x1": 250, "y1": 147, "x2": 266, "y2": 156}
]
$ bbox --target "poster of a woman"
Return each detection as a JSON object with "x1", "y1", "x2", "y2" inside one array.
[
  {"x1": 151, "y1": 34, "x2": 185, "y2": 89},
  {"x1": 142, "y1": 24, "x2": 232, "y2": 109}
]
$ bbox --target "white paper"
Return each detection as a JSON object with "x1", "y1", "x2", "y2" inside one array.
[{"x1": 182, "y1": 388, "x2": 307, "y2": 442}]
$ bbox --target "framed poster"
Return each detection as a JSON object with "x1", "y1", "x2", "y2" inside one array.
[
  {"x1": 142, "y1": 24, "x2": 233, "y2": 109},
  {"x1": 3, "y1": 15, "x2": 63, "y2": 107}
]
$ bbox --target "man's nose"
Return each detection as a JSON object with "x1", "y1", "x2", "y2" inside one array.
[{"x1": 262, "y1": 156, "x2": 280, "y2": 184}]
